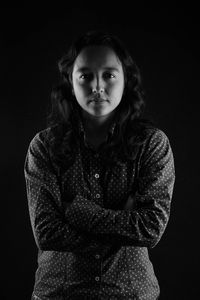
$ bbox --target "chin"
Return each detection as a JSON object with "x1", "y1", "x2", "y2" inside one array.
[{"x1": 93, "y1": 109, "x2": 113, "y2": 115}]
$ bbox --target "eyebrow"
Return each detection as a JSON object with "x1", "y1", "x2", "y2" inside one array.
[{"x1": 75, "y1": 67, "x2": 120, "y2": 73}]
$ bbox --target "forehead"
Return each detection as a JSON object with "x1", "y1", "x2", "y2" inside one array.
[{"x1": 73, "y1": 46, "x2": 122, "y2": 72}]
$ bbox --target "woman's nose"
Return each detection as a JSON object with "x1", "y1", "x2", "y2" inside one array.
[
  {"x1": 91, "y1": 76, "x2": 105, "y2": 93},
  {"x1": 92, "y1": 87, "x2": 105, "y2": 94}
]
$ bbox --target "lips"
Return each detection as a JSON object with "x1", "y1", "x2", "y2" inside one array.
[{"x1": 89, "y1": 97, "x2": 108, "y2": 103}]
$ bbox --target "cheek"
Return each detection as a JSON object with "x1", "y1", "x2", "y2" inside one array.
[
  {"x1": 74, "y1": 80, "x2": 90, "y2": 95},
  {"x1": 110, "y1": 80, "x2": 124, "y2": 95}
]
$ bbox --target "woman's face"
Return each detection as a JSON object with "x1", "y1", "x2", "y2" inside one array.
[{"x1": 71, "y1": 45, "x2": 125, "y2": 118}]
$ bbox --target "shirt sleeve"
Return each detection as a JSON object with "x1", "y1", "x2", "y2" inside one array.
[
  {"x1": 64, "y1": 129, "x2": 176, "y2": 248},
  {"x1": 24, "y1": 130, "x2": 103, "y2": 253}
]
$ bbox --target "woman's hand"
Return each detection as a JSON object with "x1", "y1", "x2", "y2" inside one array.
[{"x1": 123, "y1": 195, "x2": 135, "y2": 210}]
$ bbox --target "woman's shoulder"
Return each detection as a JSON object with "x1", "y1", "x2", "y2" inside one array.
[
  {"x1": 144, "y1": 126, "x2": 170, "y2": 145},
  {"x1": 27, "y1": 125, "x2": 60, "y2": 153},
  {"x1": 29, "y1": 126, "x2": 52, "y2": 146},
  {"x1": 31, "y1": 123, "x2": 71, "y2": 143},
  {"x1": 133, "y1": 118, "x2": 170, "y2": 142},
  {"x1": 138, "y1": 123, "x2": 173, "y2": 165}
]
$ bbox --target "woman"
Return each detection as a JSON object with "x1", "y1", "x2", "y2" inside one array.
[{"x1": 24, "y1": 30, "x2": 175, "y2": 300}]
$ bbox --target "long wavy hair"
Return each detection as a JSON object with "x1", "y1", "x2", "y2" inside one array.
[{"x1": 45, "y1": 30, "x2": 157, "y2": 173}]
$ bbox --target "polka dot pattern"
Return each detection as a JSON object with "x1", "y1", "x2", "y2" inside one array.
[{"x1": 24, "y1": 116, "x2": 175, "y2": 300}]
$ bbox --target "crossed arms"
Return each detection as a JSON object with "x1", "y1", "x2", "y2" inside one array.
[{"x1": 24, "y1": 129, "x2": 175, "y2": 253}]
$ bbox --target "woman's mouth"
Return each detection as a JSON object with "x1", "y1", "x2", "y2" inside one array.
[{"x1": 89, "y1": 98, "x2": 108, "y2": 103}]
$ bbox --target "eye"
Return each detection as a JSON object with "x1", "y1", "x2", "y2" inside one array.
[
  {"x1": 79, "y1": 74, "x2": 86, "y2": 79},
  {"x1": 104, "y1": 72, "x2": 115, "y2": 79},
  {"x1": 79, "y1": 74, "x2": 92, "y2": 80}
]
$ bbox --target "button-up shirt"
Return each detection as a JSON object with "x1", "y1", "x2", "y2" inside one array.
[{"x1": 24, "y1": 115, "x2": 175, "y2": 300}]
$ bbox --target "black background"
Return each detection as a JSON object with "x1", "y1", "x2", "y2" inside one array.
[{"x1": 1, "y1": 2, "x2": 199, "y2": 299}]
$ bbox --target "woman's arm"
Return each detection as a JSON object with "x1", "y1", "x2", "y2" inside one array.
[
  {"x1": 24, "y1": 131, "x2": 102, "y2": 253},
  {"x1": 65, "y1": 129, "x2": 176, "y2": 248}
]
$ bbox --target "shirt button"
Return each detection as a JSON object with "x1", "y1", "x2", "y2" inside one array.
[
  {"x1": 95, "y1": 276, "x2": 100, "y2": 281},
  {"x1": 95, "y1": 254, "x2": 100, "y2": 259},
  {"x1": 95, "y1": 173, "x2": 99, "y2": 178},
  {"x1": 96, "y1": 194, "x2": 100, "y2": 198}
]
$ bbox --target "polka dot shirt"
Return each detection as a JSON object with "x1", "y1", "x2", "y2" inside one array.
[{"x1": 24, "y1": 116, "x2": 175, "y2": 300}]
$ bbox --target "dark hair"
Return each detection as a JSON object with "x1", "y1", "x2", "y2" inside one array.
[{"x1": 45, "y1": 30, "x2": 157, "y2": 173}]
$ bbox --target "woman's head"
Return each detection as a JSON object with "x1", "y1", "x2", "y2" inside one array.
[
  {"x1": 71, "y1": 45, "x2": 125, "y2": 119},
  {"x1": 51, "y1": 30, "x2": 144, "y2": 125}
]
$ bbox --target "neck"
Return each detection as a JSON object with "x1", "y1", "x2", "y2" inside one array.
[{"x1": 81, "y1": 111, "x2": 115, "y2": 136}]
